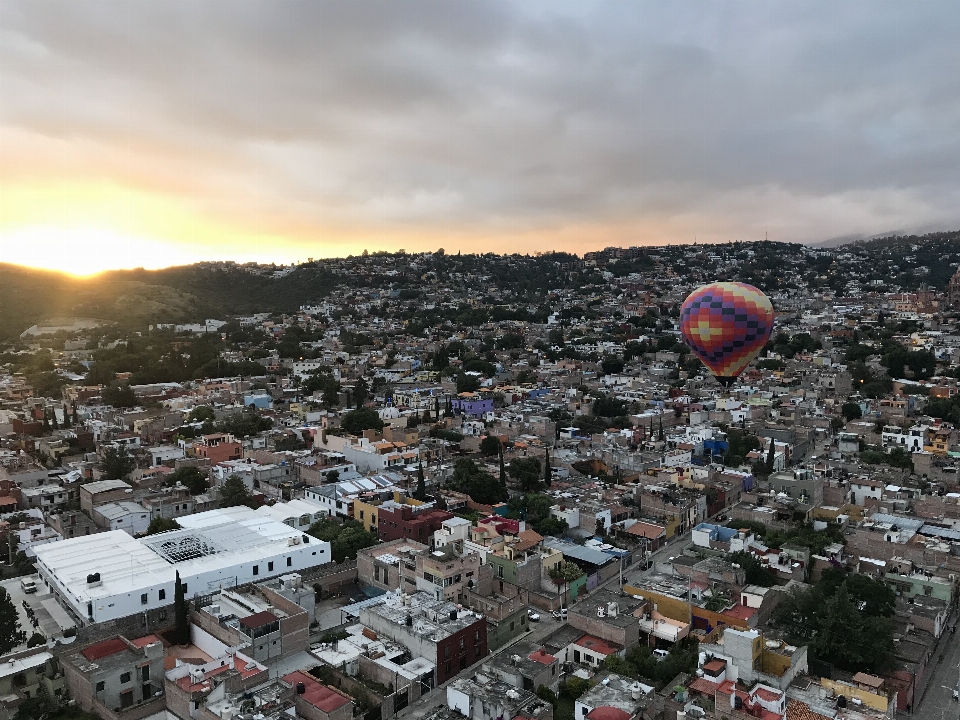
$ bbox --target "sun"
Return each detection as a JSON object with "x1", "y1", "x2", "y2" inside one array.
[{"x1": 0, "y1": 226, "x2": 203, "y2": 276}]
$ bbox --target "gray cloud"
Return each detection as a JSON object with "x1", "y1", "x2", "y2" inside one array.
[{"x1": 1, "y1": 0, "x2": 959, "y2": 251}]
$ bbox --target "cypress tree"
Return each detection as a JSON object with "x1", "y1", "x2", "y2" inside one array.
[
  {"x1": 499, "y1": 444, "x2": 507, "y2": 488},
  {"x1": 766, "y1": 438, "x2": 776, "y2": 473},
  {"x1": 658, "y1": 416, "x2": 664, "y2": 442},
  {"x1": 174, "y1": 572, "x2": 189, "y2": 645},
  {"x1": 415, "y1": 460, "x2": 426, "y2": 500},
  {"x1": 543, "y1": 448, "x2": 552, "y2": 488}
]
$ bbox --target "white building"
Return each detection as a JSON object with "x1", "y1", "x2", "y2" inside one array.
[
  {"x1": 33, "y1": 506, "x2": 331, "y2": 625},
  {"x1": 92, "y1": 501, "x2": 151, "y2": 536},
  {"x1": 256, "y1": 498, "x2": 329, "y2": 529},
  {"x1": 434, "y1": 517, "x2": 471, "y2": 549}
]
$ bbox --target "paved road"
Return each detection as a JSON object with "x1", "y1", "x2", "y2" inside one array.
[{"x1": 908, "y1": 619, "x2": 960, "y2": 719}]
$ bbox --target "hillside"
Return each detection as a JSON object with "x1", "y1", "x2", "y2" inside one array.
[{"x1": 0, "y1": 263, "x2": 339, "y2": 341}]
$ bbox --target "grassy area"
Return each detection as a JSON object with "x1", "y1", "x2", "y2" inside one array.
[{"x1": 555, "y1": 698, "x2": 576, "y2": 720}]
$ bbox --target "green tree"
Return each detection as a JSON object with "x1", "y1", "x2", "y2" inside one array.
[
  {"x1": 173, "y1": 571, "x2": 189, "y2": 645},
  {"x1": 448, "y1": 459, "x2": 507, "y2": 505},
  {"x1": 189, "y1": 405, "x2": 216, "y2": 423},
  {"x1": 102, "y1": 384, "x2": 138, "y2": 408},
  {"x1": 0, "y1": 587, "x2": 26, "y2": 654},
  {"x1": 340, "y1": 408, "x2": 384, "y2": 434},
  {"x1": 166, "y1": 466, "x2": 209, "y2": 495},
  {"x1": 728, "y1": 551, "x2": 776, "y2": 587},
  {"x1": 549, "y1": 562, "x2": 585, "y2": 584},
  {"x1": 456, "y1": 373, "x2": 481, "y2": 393},
  {"x1": 414, "y1": 461, "x2": 427, "y2": 501},
  {"x1": 479, "y1": 435, "x2": 502, "y2": 457},
  {"x1": 543, "y1": 448, "x2": 552, "y2": 488},
  {"x1": 353, "y1": 377, "x2": 369, "y2": 408},
  {"x1": 509, "y1": 457, "x2": 543, "y2": 492},
  {"x1": 145, "y1": 517, "x2": 180, "y2": 535},
  {"x1": 26, "y1": 632, "x2": 45, "y2": 648},
  {"x1": 219, "y1": 475, "x2": 256, "y2": 508},
  {"x1": 841, "y1": 402, "x2": 862, "y2": 421},
  {"x1": 99, "y1": 445, "x2": 136, "y2": 480}
]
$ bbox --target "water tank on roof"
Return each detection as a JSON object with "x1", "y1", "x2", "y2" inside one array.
[{"x1": 296, "y1": 682, "x2": 306, "y2": 695}]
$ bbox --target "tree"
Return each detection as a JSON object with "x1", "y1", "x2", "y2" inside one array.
[
  {"x1": 448, "y1": 459, "x2": 507, "y2": 505},
  {"x1": 479, "y1": 435, "x2": 502, "y2": 457},
  {"x1": 167, "y1": 466, "x2": 209, "y2": 495},
  {"x1": 728, "y1": 551, "x2": 776, "y2": 587},
  {"x1": 353, "y1": 377, "x2": 369, "y2": 408},
  {"x1": 340, "y1": 407, "x2": 384, "y2": 434},
  {"x1": 765, "y1": 438, "x2": 776, "y2": 474},
  {"x1": 219, "y1": 474, "x2": 255, "y2": 508},
  {"x1": 534, "y1": 516, "x2": 568, "y2": 537},
  {"x1": 26, "y1": 632, "x2": 46, "y2": 648},
  {"x1": 456, "y1": 373, "x2": 481, "y2": 393},
  {"x1": 509, "y1": 457, "x2": 543, "y2": 492},
  {"x1": 414, "y1": 461, "x2": 427, "y2": 501},
  {"x1": 145, "y1": 517, "x2": 180, "y2": 535},
  {"x1": 543, "y1": 448, "x2": 552, "y2": 488},
  {"x1": 173, "y1": 572, "x2": 190, "y2": 645},
  {"x1": 841, "y1": 402, "x2": 862, "y2": 421},
  {"x1": 0, "y1": 587, "x2": 26, "y2": 654},
  {"x1": 189, "y1": 405, "x2": 216, "y2": 423},
  {"x1": 99, "y1": 445, "x2": 136, "y2": 480},
  {"x1": 549, "y1": 562, "x2": 585, "y2": 584},
  {"x1": 102, "y1": 384, "x2": 138, "y2": 408}
]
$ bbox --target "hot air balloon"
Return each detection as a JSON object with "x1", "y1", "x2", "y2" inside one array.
[{"x1": 679, "y1": 281, "x2": 774, "y2": 387}]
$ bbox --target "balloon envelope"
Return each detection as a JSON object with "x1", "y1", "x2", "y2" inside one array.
[{"x1": 679, "y1": 282, "x2": 774, "y2": 386}]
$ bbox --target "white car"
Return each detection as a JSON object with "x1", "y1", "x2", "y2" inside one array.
[
  {"x1": 552, "y1": 609, "x2": 568, "y2": 619},
  {"x1": 527, "y1": 610, "x2": 541, "y2": 622},
  {"x1": 20, "y1": 578, "x2": 37, "y2": 594}
]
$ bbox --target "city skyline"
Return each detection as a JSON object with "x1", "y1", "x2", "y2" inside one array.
[{"x1": 1, "y1": 1, "x2": 959, "y2": 274}]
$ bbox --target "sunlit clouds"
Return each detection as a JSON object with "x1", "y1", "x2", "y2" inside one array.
[{"x1": 1, "y1": 1, "x2": 959, "y2": 273}]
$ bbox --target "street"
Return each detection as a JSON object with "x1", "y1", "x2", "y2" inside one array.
[{"x1": 909, "y1": 622, "x2": 960, "y2": 719}]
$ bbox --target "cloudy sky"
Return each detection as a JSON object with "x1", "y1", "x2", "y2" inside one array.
[{"x1": 1, "y1": 1, "x2": 959, "y2": 273}]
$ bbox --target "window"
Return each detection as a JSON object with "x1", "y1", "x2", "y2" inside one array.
[
  {"x1": 268, "y1": 561, "x2": 274, "y2": 572},
  {"x1": 95, "y1": 681, "x2": 104, "y2": 693},
  {"x1": 459, "y1": 637, "x2": 465, "y2": 649},
  {"x1": 182, "y1": 584, "x2": 187, "y2": 593},
  {"x1": 444, "y1": 646, "x2": 450, "y2": 658},
  {"x1": 141, "y1": 593, "x2": 148, "y2": 605},
  {"x1": 120, "y1": 672, "x2": 131, "y2": 684},
  {"x1": 286, "y1": 557, "x2": 292, "y2": 567},
  {"x1": 253, "y1": 565, "x2": 259, "y2": 576},
  {"x1": 141, "y1": 666, "x2": 150, "y2": 681},
  {"x1": 159, "y1": 589, "x2": 166, "y2": 601},
  {"x1": 375, "y1": 566, "x2": 381, "y2": 581},
  {"x1": 383, "y1": 569, "x2": 389, "y2": 584}
]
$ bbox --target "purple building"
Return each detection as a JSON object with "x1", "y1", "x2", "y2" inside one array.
[{"x1": 451, "y1": 396, "x2": 494, "y2": 417}]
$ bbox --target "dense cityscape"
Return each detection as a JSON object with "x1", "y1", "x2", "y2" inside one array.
[{"x1": 1, "y1": 231, "x2": 960, "y2": 720}]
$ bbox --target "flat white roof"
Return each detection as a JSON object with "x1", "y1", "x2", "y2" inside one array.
[{"x1": 35, "y1": 506, "x2": 322, "y2": 604}]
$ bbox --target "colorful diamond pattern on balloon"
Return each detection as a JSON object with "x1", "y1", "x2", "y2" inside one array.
[{"x1": 679, "y1": 282, "x2": 775, "y2": 381}]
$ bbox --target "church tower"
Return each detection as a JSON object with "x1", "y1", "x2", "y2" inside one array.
[{"x1": 950, "y1": 267, "x2": 960, "y2": 307}]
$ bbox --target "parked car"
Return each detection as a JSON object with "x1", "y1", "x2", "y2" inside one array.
[
  {"x1": 527, "y1": 610, "x2": 541, "y2": 622},
  {"x1": 20, "y1": 578, "x2": 37, "y2": 594},
  {"x1": 552, "y1": 609, "x2": 568, "y2": 619},
  {"x1": 653, "y1": 649, "x2": 669, "y2": 661}
]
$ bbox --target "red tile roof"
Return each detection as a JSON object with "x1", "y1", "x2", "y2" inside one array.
[
  {"x1": 586, "y1": 708, "x2": 630, "y2": 720},
  {"x1": 81, "y1": 637, "x2": 128, "y2": 661},
  {"x1": 528, "y1": 649, "x2": 556, "y2": 665},
  {"x1": 688, "y1": 678, "x2": 721, "y2": 696},
  {"x1": 284, "y1": 671, "x2": 352, "y2": 713},
  {"x1": 574, "y1": 635, "x2": 620, "y2": 656},
  {"x1": 240, "y1": 610, "x2": 278, "y2": 630},
  {"x1": 130, "y1": 634, "x2": 162, "y2": 648}
]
